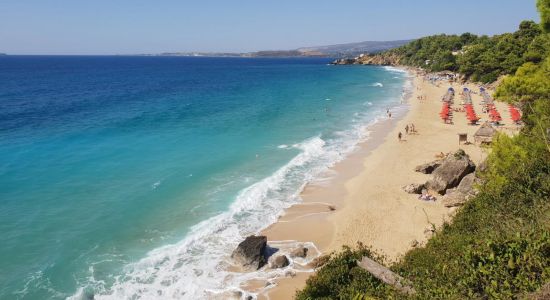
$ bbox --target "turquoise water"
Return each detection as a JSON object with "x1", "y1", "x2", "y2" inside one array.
[{"x1": 0, "y1": 56, "x2": 408, "y2": 299}]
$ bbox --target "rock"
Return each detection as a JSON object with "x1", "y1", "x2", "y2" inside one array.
[
  {"x1": 410, "y1": 239, "x2": 419, "y2": 248},
  {"x1": 231, "y1": 235, "x2": 267, "y2": 271},
  {"x1": 289, "y1": 247, "x2": 308, "y2": 258},
  {"x1": 425, "y1": 150, "x2": 476, "y2": 195},
  {"x1": 271, "y1": 255, "x2": 290, "y2": 269},
  {"x1": 285, "y1": 270, "x2": 297, "y2": 277},
  {"x1": 441, "y1": 190, "x2": 467, "y2": 207},
  {"x1": 415, "y1": 160, "x2": 442, "y2": 174},
  {"x1": 331, "y1": 58, "x2": 356, "y2": 65},
  {"x1": 441, "y1": 173, "x2": 476, "y2": 207},
  {"x1": 456, "y1": 173, "x2": 475, "y2": 194},
  {"x1": 402, "y1": 183, "x2": 425, "y2": 194}
]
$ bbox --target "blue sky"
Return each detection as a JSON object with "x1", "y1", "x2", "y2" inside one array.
[{"x1": 0, "y1": 0, "x2": 539, "y2": 55}]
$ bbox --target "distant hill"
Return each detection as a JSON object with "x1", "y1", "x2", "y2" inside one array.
[
  {"x1": 296, "y1": 40, "x2": 413, "y2": 57},
  {"x1": 153, "y1": 40, "x2": 413, "y2": 58}
]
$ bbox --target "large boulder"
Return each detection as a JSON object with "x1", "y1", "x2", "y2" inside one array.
[
  {"x1": 425, "y1": 150, "x2": 475, "y2": 195},
  {"x1": 270, "y1": 255, "x2": 290, "y2": 269},
  {"x1": 402, "y1": 183, "x2": 425, "y2": 194},
  {"x1": 231, "y1": 235, "x2": 267, "y2": 271},
  {"x1": 441, "y1": 189, "x2": 467, "y2": 207},
  {"x1": 456, "y1": 173, "x2": 475, "y2": 194},
  {"x1": 415, "y1": 160, "x2": 442, "y2": 174},
  {"x1": 441, "y1": 173, "x2": 477, "y2": 207}
]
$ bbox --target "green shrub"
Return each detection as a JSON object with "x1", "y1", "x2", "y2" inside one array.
[{"x1": 295, "y1": 244, "x2": 396, "y2": 300}]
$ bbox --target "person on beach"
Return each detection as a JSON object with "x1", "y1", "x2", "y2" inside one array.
[
  {"x1": 405, "y1": 124, "x2": 409, "y2": 134},
  {"x1": 398, "y1": 132, "x2": 402, "y2": 141}
]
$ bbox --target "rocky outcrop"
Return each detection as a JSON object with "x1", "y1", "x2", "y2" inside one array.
[
  {"x1": 415, "y1": 160, "x2": 442, "y2": 174},
  {"x1": 290, "y1": 246, "x2": 308, "y2": 258},
  {"x1": 456, "y1": 173, "x2": 476, "y2": 194},
  {"x1": 331, "y1": 53, "x2": 403, "y2": 66},
  {"x1": 332, "y1": 58, "x2": 357, "y2": 65},
  {"x1": 441, "y1": 173, "x2": 476, "y2": 207},
  {"x1": 270, "y1": 255, "x2": 290, "y2": 269},
  {"x1": 357, "y1": 53, "x2": 402, "y2": 65},
  {"x1": 402, "y1": 183, "x2": 425, "y2": 194},
  {"x1": 231, "y1": 235, "x2": 267, "y2": 271},
  {"x1": 441, "y1": 189, "x2": 467, "y2": 207},
  {"x1": 425, "y1": 150, "x2": 476, "y2": 195}
]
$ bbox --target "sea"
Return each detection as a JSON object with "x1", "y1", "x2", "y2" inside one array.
[{"x1": 0, "y1": 56, "x2": 410, "y2": 299}]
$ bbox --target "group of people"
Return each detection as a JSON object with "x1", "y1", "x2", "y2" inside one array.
[
  {"x1": 405, "y1": 123, "x2": 416, "y2": 134},
  {"x1": 398, "y1": 123, "x2": 417, "y2": 141}
]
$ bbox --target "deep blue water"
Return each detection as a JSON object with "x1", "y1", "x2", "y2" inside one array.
[{"x1": 0, "y1": 56, "x2": 408, "y2": 299}]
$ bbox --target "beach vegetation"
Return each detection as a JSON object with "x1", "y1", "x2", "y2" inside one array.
[{"x1": 376, "y1": 19, "x2": 544, "y2": 83}]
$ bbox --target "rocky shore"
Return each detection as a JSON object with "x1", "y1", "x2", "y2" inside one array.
[{"x1": 331, "y1": 52, "x2": 402, "y2": 66}]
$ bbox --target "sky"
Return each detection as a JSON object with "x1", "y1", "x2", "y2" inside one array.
[{"x1": 0, "y1": 0, "x2": 540, "y2": 55}]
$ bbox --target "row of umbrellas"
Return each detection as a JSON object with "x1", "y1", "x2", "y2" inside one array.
[
  {"x1": 480, "y1": 89, "x2": 502, "y2": 123},
  {"x1": 441, "y1": 86, "x2": 522, "y2": 125},
  {"x1": 440, "y1": 102, "x2": 451, "y2": 122},
  {"x1": 509, "y1": 104, "x2": 522, "y2": 123},
  {"x1": 481, "y1": 88, "x2": 522, "y2": 124},
  {"x1": 465, "y1": 103, "x2": 479, "y2": 124},
  {"x1": 487, "y1": 104, "x2": 502, "y2": 123}
]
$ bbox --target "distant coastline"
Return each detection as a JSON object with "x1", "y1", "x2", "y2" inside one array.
[{"x1": 135, "y1": 39, "x2": 412, "y2": 58}]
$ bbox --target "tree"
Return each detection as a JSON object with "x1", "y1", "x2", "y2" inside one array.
[{"x1": 538, "y1": 0, "x2": 550, "y2": 32}]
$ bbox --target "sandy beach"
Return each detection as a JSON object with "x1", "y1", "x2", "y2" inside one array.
[{"x1": 253, "y1": 68, "x2": 517, "y2": 299}]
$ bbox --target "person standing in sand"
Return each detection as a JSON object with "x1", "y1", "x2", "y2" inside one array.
[
  {"x1": 405, "y1": 124, "x2": 409, "y2": 134},
  {"x1": 398, "y1": 132, "x2": 402, "y2": 141}
]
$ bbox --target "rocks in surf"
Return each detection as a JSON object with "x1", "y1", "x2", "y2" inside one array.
[{"x1": 231, "y1": 235, "x2": 268, "y2": 270}]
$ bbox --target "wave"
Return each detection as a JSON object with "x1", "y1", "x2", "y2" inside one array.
[
  {"x1": 371, "y1": 82, "x2": 384, "y2": 87},
  {"x1": 69, "y1": 134, "x2": 354, "y2": 299},
  {"x1": 383, "y1": 66, "x2": 407, "y2": 74},
  {"x1": 70, "y1": 69, "x2": 411, "y2": 300}
]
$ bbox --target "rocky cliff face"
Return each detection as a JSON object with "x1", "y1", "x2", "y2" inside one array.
[{"x1": 331, "y1": 52, "x2": 402, "y2": 66}]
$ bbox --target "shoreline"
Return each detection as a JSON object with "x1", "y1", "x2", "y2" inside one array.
[
  {"x1": 256, "y1": 68, "x2": 414, "y2": 299},
  {"x1": 256, "y1": 68, "x2": 515, "y2": 299}
]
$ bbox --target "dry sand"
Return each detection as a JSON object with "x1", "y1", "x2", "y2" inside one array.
[{"x1": 250, "y1": 69, "x2": 517, "y2": 299}]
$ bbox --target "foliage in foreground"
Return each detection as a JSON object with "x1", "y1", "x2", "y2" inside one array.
[
  {"x1": 297, "y1": 1, "x2": 550, "y2": 298},
  {"x1": 296, "y1": 245, "x2": 397, "y2": 300}
]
